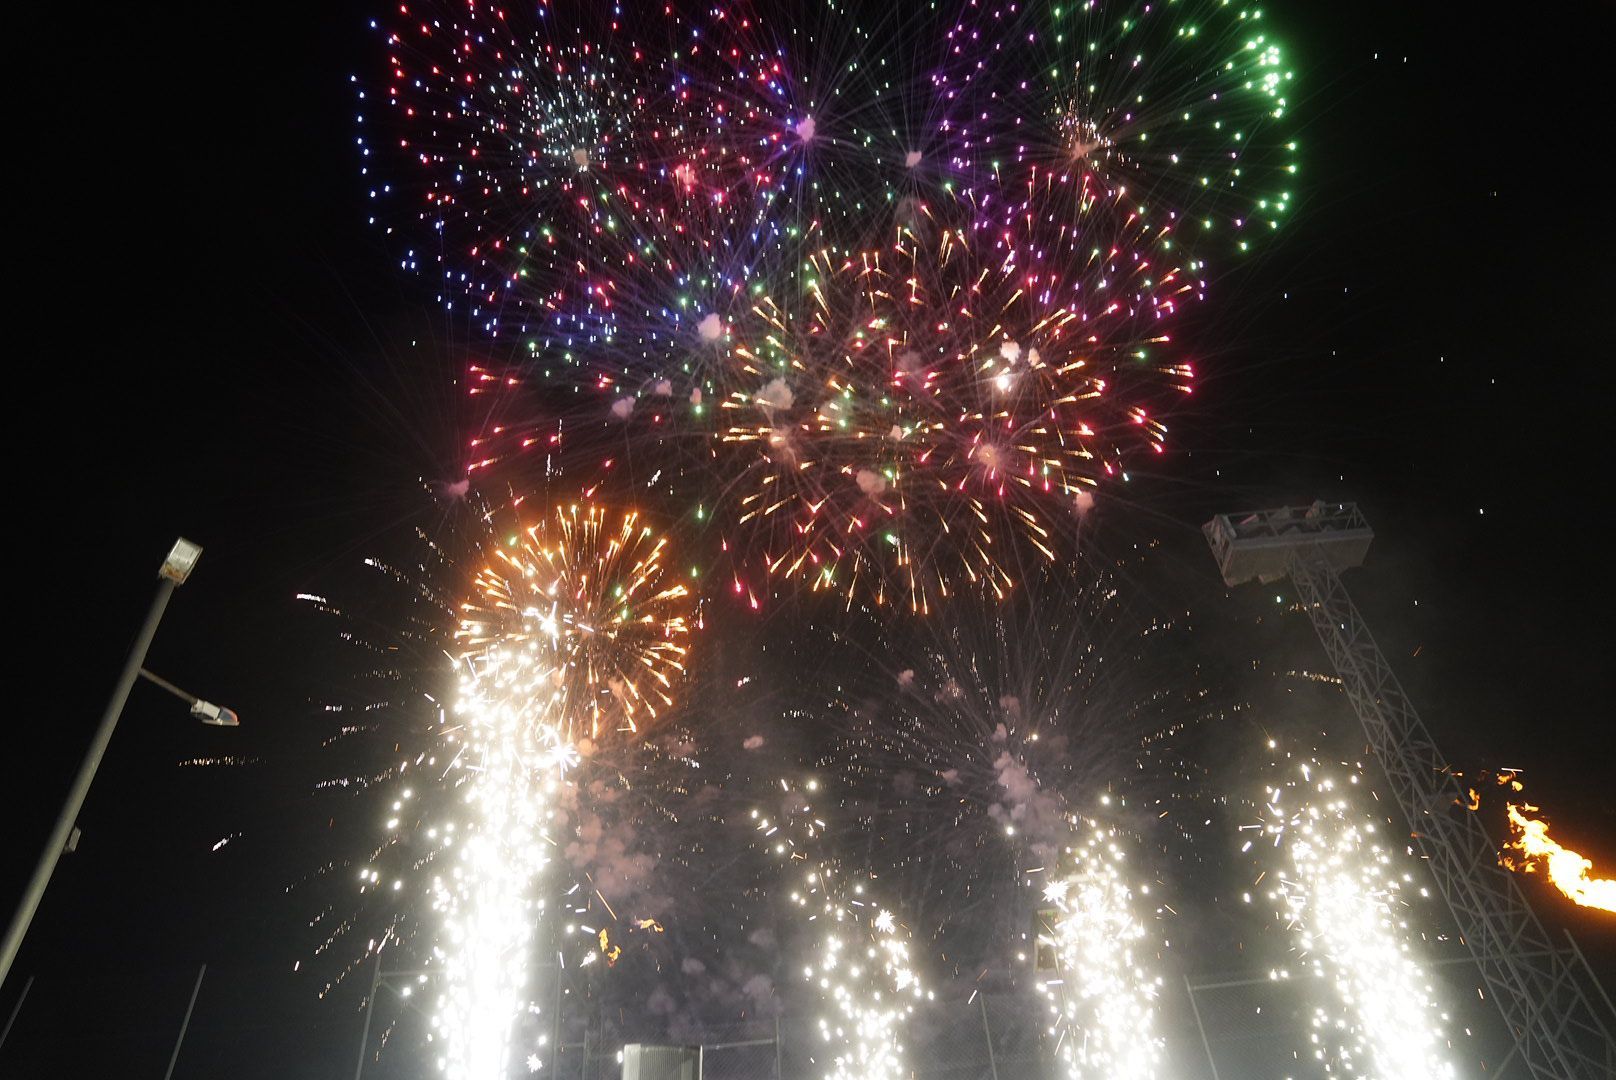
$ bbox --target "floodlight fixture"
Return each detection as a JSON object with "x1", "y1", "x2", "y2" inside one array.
[
  {"x1": 160, "y1": 538, "x2": 203, "y2": 584},
  {"x1": 190, "y1": 700, "x2": 240, "y2": 728}
]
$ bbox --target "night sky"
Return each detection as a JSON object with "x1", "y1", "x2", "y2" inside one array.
[{"x1": 5, "y1": 1, "x2": 1614, "y2": 1076}]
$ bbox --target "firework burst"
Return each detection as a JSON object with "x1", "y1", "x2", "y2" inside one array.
[
  {"x1": 936, "y1": 0, "x2": 1298, "y2": 260},
  {"x1": 363, "y1": 2, "x2": 1247, "y2": 615},
  {"x1": 458, "y1": 502, "x2": 695, "y2": 745},
  {"x1": 360, "y1": 3, "x2": 651, "y2": 333},
  {"x1": 712, "y1": 176, "x2": 1196, "y2": 610}
]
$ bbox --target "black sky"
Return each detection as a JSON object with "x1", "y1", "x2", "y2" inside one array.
[{"x1": 5, "y1": 0, "x2": 1614, "y2": 1075}]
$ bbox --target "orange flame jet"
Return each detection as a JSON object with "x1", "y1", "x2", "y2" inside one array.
[{"x1": 1503, "y1": 803, "x2": 1616, "y2": 914}]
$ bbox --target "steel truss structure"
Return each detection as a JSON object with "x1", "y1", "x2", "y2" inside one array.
[{"x1": 1205, "y1": 502, "x2": 1615, "y2": 1078}]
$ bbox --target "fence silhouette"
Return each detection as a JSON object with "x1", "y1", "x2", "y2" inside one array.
[{"x1": 0, "y1": 951, "x2": 1530, "y2": 1078}]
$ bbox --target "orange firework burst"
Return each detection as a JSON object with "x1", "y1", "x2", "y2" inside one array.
[{"x1": 457, "y1": 503, "x2": 694, "y2": 745}]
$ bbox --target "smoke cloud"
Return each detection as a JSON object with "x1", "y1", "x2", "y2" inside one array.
[{"x1": 756, "y1": 378, "x2": 794, "y2": 412}]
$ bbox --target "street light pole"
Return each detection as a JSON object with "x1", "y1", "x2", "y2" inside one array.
[
  {"x1": 0, "y1": 539, "x2": 203, "y2": 990},
  {"x1": 162, "y1": 963, "x2": 208, "y2": 1080}
]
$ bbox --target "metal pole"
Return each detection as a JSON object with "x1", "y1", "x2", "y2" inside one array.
[
  {"x1": 0, "y1": 576, "x2": 176, "y2": 989},
  {"x1": 978, "y1": 993, "x2": 1000, "y2": 1080},
  {"x1": 162, "y1": 964, "x2": 207, "y2": 1080},
  {"x1": 1183, "y1": 975, "x2": 1221, "y2": 1080},
  {"x1": 1562, "y1": 930, "x2": 1616, "y2": 1077},
  {"x1": 1562, "y1": 931, "x2": 1616, "y2": 1036},
  {"x1": 353, "y1": 952, "x2": 383, "y2": 1080},
  {"x1": 550, "y1": 955, "x2": 564, "y2": 1080},
  {"x1": 0, "y1": 975, "x2": 34, "y2": 1052},
  {"x1": 139, "y1": 668, "x2": 199, "y2": 707},
  {"x1": 774, "y1": 1014, "x2": 781, "y2": 1080}
]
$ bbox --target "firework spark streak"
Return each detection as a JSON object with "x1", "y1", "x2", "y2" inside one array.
[
  {"x1": 1258, "y1": 755, "x2": 1457, "y2": 1079},
  {"x1": 1036, "y1": 820, "x2": 1165, "y2": 1080}
]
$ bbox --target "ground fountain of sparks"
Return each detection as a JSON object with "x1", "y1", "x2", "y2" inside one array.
[
  {"x1": 421, "y1": 501, "x2": 690, "y2": 1078},
  {"x1": 429, "y1": 631, "x2": 575, "y2": 1078},
  {"x1": 1256, "y1": 754, "x2": 1457, "y2": 1079},
  {"x1": 1035, "y1": 819, "x2": 1166, "y2": 1079},
  {"x1": 757, "y1": 780, "x2": 930, "y2": 1080}
]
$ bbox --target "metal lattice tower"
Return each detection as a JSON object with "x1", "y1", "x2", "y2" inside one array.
[{"x1": 1205, "y1": 501, "x2": 1616, "y2": 1078}]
